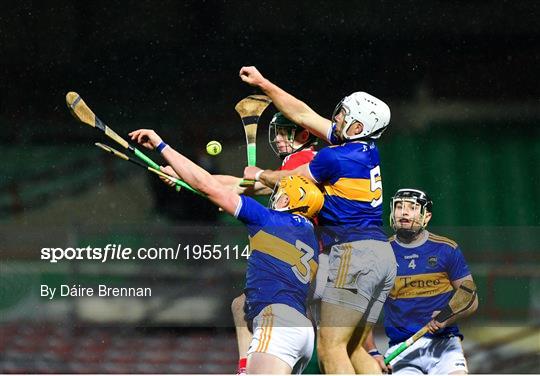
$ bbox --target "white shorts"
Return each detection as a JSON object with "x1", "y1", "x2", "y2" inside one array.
[
  {"x1": 247, "y1": 304, "x2": 314, "y2": 373},
  {"x1": 322, "y1": 239, "x2": 396, "y2": 322},
  {"x1": 386, "y1": 336, "x2": 468, "y2": 374}
]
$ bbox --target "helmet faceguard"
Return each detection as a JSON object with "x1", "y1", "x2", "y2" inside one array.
[
  {"x1": 331, "y1": 92, "x2": 391, "y2": 142},
  {"x1": 390, "y1": 188, "x2": 433, "y2": 242},
  {"x1": 269, "y1": 175, "x2": 324, "y2": 219},
  {"x1": 269, "y1": 112, "x2": 317, "y2": 159}
]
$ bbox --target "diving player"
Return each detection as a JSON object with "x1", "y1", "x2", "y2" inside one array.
[
  {"x1": 239, "y1": 66, "x2": 396, "y2": 374},
  {"x1": 365, "y1": 188, "x2": 478, "y2": 374},
  {"x1": 129, "y1": 128, "x2": 324, "y2": 374}
]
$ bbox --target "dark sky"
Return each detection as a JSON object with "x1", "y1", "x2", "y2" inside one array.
[
  {"x1": 1, "y1": 1, "x2": 539, "y2": 225},
  {"x1": 2, "y1": 0, "x2": 539, "y2": 144}
]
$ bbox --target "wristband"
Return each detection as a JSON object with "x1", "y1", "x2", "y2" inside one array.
[
  {"x1": 156, "y1": 141, "x2": 168, "y2": 153},
  {"x1": 368, "y1": 349, "x2": 381, "y2": 357},
  {"x1": 254, "y1": 170, "x2": 264, "y2": 182}
]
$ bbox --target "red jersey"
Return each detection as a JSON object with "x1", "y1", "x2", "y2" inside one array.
[{"x1": 279, "y1": 148, "x2": 316, "y2": 171}]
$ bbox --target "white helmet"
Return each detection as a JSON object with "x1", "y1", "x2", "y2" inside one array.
[{"x1": 332, "y1": 91, "x2": 391, "y2": 141}]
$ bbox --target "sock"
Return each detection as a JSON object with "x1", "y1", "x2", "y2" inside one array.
[{"x1": 237, "y1": 357, "x2": 247, "y2": 374}]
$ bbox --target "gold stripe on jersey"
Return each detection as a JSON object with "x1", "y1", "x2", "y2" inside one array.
[
  {"x1": 428, "y1": 233, "x2": 458, "y2": 249},
  {"x1": 335, "y1": 244, "x2": 352, "y2": 288},
  {"x1": 389, "y1": 272, "x2": 453, "y2": 299},
  {"x1": 324, "y1": 177, "x2": 382, "y2": 203},
  {"x1": 388, "y1": 235, "x2": 396, "y2": 242},
  {"x1": 249, "y1": 231, "x2": 318, "y2": 281}
]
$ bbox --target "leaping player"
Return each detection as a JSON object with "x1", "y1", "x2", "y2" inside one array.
[
  {"x1": 239, "y1": 66, "x2": 397, "y2": 374},
  {"x1": 129, "y1": 128, "x2": 324, "y2": 374},
  {"x1": 158, "y1": 113, "x2": 320, "y2": 374},
  {"x1": 226, "y1": 112, "x2": 320, "y2": 375}
]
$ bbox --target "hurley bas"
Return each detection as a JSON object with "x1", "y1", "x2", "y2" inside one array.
[{"x1": 41, "y1": 284, "x2": 152, "y2": 299}]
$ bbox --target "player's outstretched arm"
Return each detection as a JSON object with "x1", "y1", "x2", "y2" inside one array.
[
  {"x1": 239, "y1": 66, "x2": 332, "y2": 140},
  {"x1": 213, "y1": 174, "x2": 272, "y2": 196},
  {"x1": 243, "y1": 163, "x2": 313, "y2": 187},
  {"x1": 129, "y1": 129, "x2": 240, "y2": 215}
]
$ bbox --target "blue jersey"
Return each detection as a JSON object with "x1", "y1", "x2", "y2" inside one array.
[
  {"x1": 384, "y1": 232, "x2": 471, "y2": 346},
  {"x1": 308, "y1": 127, "x2": 386, "y2": 247},
  {"x1": 235, "y1": 196, "x2": 319, "y2": 320}
]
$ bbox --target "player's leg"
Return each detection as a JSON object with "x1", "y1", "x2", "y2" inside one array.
[
  {"x1": 248, "y1": 353, "x2": 292, "y2": 374},
  {"x1": 431, "y1": 337, "x2": 469, "y2": 374},
  {"x1": 325, "y1": 240, "x2": 396, "y2": 373},
  {"x1": 231, "y1": 293, "x2": 251, "y2": 374},
  {"x1": 350, "y1": 247, "x2": 397, "y2": 373},
  {"x1": 348, "y1": 323, "x2": 382, "y2": 374},
  {"x1": 317, "y1": 301, "x2": 363, "y2": 373},
  {"x1": 301, "y1": 301, "x2": 321, "y2": 374},
  {"x1": 317, "y1": 243, "x2": 366, "y2": 373},
  {"x1": 302, "y1": 252, "x2": 328, "y2": 374},
  {"x1": 384, "y1": 337, "x2": 428, "y2": 374}
]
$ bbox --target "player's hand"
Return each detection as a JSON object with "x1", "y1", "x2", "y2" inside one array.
[
  {"x1": 129, "y1": 129, "x2": 163, "y2": 150},
  {"x1": 372, "y1": 354, "x2": 391, "y2": 374},
  {"x1": 243, "y1": 166, "x2": 263, "y2": 181},
  {"x1": 159, "y1": 165, "x2": 179, "y2": 187},
  {"x1": 239, "y1": 66, "x2": 266, "y2": 87},
  {"x1": 426, "y1": 310, "x2": 448, "y2": 334}
]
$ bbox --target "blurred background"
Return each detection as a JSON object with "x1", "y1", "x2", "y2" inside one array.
[{"x1": 1, "y1": 0, "x2": 539, "y2": 373}]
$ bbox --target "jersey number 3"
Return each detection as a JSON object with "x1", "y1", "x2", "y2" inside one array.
[{"x1": 292, "y1": 240, "x2": 315, "y2": 284}]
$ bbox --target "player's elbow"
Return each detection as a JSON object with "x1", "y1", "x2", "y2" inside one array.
[{"x1": 231, "y1": 295, "x2": 245, "y2": 316}]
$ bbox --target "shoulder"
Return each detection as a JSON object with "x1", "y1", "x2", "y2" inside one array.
[
  {"x1": 272, "y1": 211, "x2": 313, "y2": 231},
  {"x1": 291, "y1": 213, "x2": 314, "y2": 227},
  {"x1": 236, "y1": 196, "x2": 270, "y2": 224},
  {"x1": 350, "y1": 141, "x2": 379, "y2": 155},
  {"x1": 239, "y1": 195, "x2": 262, "y2": 209},
  {"x1": 427, "y1": 232, "x2": 458, "y2": 250},
  {"x1": 282, "y1": 150, "x2": 316, "y2": 170},
  {"x1": 311, "y1": 145, "x2": 339, "y2": 163},
  {"x1": 298, "y1": 149, "x2": 317, "y2": 160},
  {"x1": 333, "y1": 142, "x2": 379, "y2": 164}
]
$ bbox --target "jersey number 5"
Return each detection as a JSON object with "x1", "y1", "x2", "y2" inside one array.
[{"x1": 370, "y1": 166, "x2": 383, "y2": 207}]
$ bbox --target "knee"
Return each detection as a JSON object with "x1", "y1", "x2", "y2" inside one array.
[
  {"x1": 231, "y1": 294, "x2": 245, "y2": 316},
  {"x1": 317, "y1": 333, "x2": 345, "y2": 360}
]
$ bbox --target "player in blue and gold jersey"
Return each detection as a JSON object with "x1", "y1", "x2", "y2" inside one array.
[
  {"x1": 365, "y1": 188, "x2": 478, "y2": 374},
  {"x1": 129, "y1": 128, "x2": 324, "y2": 374},
  {"x1": 240, "y1": 66, "x2": 396, "y2": 374}
]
